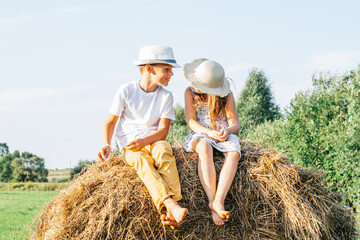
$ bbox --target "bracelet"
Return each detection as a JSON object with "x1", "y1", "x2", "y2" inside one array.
[{"x1": 103, "y1": 144, "x2": 111, "y2": 148}]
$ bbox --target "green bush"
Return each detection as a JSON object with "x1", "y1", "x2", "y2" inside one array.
[
  {"x1": 167, "y1": 104, "x2": 189, "y2": 143},
  {"x1": 245, "y1": 119, "x2": 288, "y2": 152},
  {"x1": 246, "y1": 67, "x2": 360, "y2": 211}
]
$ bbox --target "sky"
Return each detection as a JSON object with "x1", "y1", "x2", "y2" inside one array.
[{"x1": 0, "y1": 0, "x2": 359, "y2": 169}]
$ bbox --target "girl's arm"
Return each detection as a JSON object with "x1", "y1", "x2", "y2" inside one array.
[
  {"x1": 218, "y1": 93, "x2": 240, "y2": 141},
  {"x1": 225, "y1": 92, "x2": 240, "y2": 134},
  {"x1": 184, "y1": 87, "x2": 219, "y2": 139}
]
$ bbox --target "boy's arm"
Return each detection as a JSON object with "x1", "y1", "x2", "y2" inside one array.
[
  {"x1": 125, "y1": 118, "x2": 171, "y2": 151},
  {"x1": 97, "y1": 113, "x2": 119, "y2": 161}
]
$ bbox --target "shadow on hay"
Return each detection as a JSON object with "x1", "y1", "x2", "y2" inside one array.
[{"x1": 33, "y1": 141, "x2": 357, "y2": 240}]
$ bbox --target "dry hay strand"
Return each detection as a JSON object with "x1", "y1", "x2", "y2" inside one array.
[{"x1": 33, "y1": 141, "x2": 357, "y2": 240}]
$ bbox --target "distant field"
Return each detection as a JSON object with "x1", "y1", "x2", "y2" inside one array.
[
  {"x1": 48, "y1": 169, "x2": 71, "y2": 182},
  {"x1": 0, "y1": 191, "x2": 56, "y2": 240},
  {"x1": 0, "y1": 182, "x2": 68, "y2": 191}
]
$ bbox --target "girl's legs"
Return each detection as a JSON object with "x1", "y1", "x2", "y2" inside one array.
[
  {"x1": 194, "y1": 140, "x2": 224, "y2": 225},
  {"x1": 210, "y1": 151, "x2": 240, "y2": 222}
]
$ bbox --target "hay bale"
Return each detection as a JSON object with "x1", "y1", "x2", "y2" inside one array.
[{"x1": 33, "y1": 141, "x2": 357, "y2": 240}]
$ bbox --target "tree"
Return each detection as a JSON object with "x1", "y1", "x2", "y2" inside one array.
[
  {"x1": 236, "y1": 69, "x2": 281, "y2": 138},
  {"x1": 0, "y1": 151, "x2": 17, "y2": 182},
  {"x1": 70, "y1": 160, "x2": 96, "y2": 179},
  {"x1": 0, "y1": 149, "x2": 48, "y2": 182},
  {"x1": 0, "y1": 143, "x2": 9, "y2": 157}
]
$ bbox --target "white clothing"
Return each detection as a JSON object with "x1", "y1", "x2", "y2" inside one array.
[{"x1": 109, "y1": 80, "x2": 175, "y2": 150}]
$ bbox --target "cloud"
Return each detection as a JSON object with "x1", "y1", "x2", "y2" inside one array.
[
  {"x1": 310, "y1": 51, "x2": 360, "y2": 71},
  {"x1": 44, "y1": 3, "x2": 124, "y2": 16},
  {"x1": 225, "y1": 63, "x2": 280, "y2": 74},
  {"x1": 101, "y1": 73, "x2": 138, "y2": 81},
  {"x1": 225, "y1": 63, "x2": 260, "y2": 73},
  {"x1": 0, "y1": 85, "x2": 93, "y2": 103},
  {"x1": 0, "y1": 15, "x2": 33, "y2": 25},
  {"x1": 0, "y1": 3, "x2": 123, "y2": 27}
]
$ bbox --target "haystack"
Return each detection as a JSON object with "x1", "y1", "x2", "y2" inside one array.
[{"x1": 33, "y1": 141, "x2": 357, "y2": 240}]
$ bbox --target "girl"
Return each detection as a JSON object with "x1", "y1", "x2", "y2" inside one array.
[{"x1": 183, "y1": 59, "x2": 241, "y2": 225}]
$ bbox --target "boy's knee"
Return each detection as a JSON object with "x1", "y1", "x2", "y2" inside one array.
[
  {"x1": 151, "y1": 140, "x2": 173, "y2": 154},
  {"x1": 124, "y1": 150, "x2": 153, "y2": 168}
]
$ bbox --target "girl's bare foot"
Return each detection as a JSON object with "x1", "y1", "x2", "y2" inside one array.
[
  {"x1": 211, "y1": 210, "x2": 224, "y2": 225},
  {"x1": 163, "y1": 198, "x2": 188, "y2": 223},
  {"x1": 209, "y1": 202, "x2": 229, "y2": 222}
]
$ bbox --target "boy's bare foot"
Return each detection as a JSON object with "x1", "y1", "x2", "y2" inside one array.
[
  {"x1": 163, "y1": 197, "x2": 188, "y2": 223},
  {"x1": 209, "y1": 202, "x2": 229, "y2": 222},
  {"x1": 211, "y1": 210, "x2": 225, "y2": 225},
  {"x1": 161, "y1": 213, "x2": 180, "y2": 229}
]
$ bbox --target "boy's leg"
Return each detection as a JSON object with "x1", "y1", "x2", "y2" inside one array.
[
  {"x1": 146, "y1": 140, "x2": 182, "y2": 201},
  {"x1": 122, "y1": 148, "x2": 174, "y2": 211},
  {"x1": 147, "y1": 140, "x2": 187, "y2": 224}
]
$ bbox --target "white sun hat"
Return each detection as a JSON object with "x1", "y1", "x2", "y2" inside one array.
[
  {"x1": 134, "y1": 45, "x2": 181, "y2": 68},
  {"x1": 183, "y1": 58, "x2": 230, "y2": 97}
]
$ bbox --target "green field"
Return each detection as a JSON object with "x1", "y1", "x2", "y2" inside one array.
[
  {"x1": 0, "y1": 191, "x2": 56, "y2": 240},
  {"x1": 47, "y1": 169, "x2": 70, "y2": 182}
]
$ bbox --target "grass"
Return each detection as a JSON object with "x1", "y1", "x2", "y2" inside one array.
[
  {"x1": 0, "y1": 191, "x2": 56, "y2": 240},
  {"x1": 0, "y1": 182, "x2": 68, "y2": 191}
]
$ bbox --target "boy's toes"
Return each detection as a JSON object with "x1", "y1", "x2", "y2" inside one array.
[{"x1": 161, "y1": 213, "x2": 180, "y2": 229}]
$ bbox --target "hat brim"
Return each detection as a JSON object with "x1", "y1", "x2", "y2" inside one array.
[
  {"x1": 190, "y1": 79, "x2": 230, "y2": 97},
  {"x1": 184, "y1": 58, "x2": 230, "y2": 97},
  {"x1": 134, "y1": 60, "x2": 181, "y2": 68}
]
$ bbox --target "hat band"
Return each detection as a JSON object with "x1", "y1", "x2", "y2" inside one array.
[
  {"x1": 194, "y1": 71, "x2": 224, "y2": 88},
  {"x1": 140, "y1": 59, "x2": 177, "y2": 63}
]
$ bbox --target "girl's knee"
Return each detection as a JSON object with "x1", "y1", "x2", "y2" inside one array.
[
  {"x1": 231, "y1": 151, "x2": 241, "y2": 161},
  {"x1": 198, "y1": 140, "x2": 212, "y2": 150},
  {"x1": 196, "y1": 140, "x2": 213, "y2": 156}
]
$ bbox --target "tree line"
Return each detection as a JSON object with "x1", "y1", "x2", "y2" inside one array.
[{"x1": 0, "y1": 143, "x2": 48, "y2": 182}]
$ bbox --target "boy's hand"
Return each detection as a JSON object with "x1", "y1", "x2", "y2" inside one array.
[
  {"x1": 125, "y1": 138, "x2": 146, "y2": 151},
  {"x1": 97, "y1": 145, "x2": 111, "y2": 162},
  {"x1": 217, "y1": 129, "x2": 229, "y2": 142}
]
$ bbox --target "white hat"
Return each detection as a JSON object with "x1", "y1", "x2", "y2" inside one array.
[
  {"x1": 184, "y1": 58, "x2": 230, "y2": 97},
  {"x1": 134, "y1": 45, "x2": 181, "y2": 68}
]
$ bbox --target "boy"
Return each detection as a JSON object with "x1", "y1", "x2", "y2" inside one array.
[{"x1": 97, "y1": 45, "x2": 187, "y2": 229}]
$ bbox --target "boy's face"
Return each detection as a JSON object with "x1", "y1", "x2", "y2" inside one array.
[{"x1": 150, "y1": 64, "x2": 174, "y2": 87}]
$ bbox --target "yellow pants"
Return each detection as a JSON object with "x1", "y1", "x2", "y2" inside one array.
[{"x1": 122, "y1": 140, "x2": 182, "y2": 211}]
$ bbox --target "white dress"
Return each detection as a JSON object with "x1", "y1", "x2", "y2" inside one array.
[{"x1": 183, "y1": 98, "x2": 241, "y2": 154}]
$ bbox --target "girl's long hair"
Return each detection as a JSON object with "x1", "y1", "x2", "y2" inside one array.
[{"x1": 193, "y1": 91, "x2": 227, "y2": 130}]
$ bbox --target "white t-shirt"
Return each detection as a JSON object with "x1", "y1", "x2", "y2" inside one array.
[{"x1": 109, "y1": 80, "x2": 175, "y2": 150}]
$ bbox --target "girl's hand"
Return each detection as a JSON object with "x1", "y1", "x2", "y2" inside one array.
[
  {"x1": 206, "y1": 130, "x2": 221, "y2": 142},
  {"x1": 125, "y1": 138, "x2": 146, "y2": 151},
  {"x1": 218, "y1": 129, "x2": 229, "y2": 142}
]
